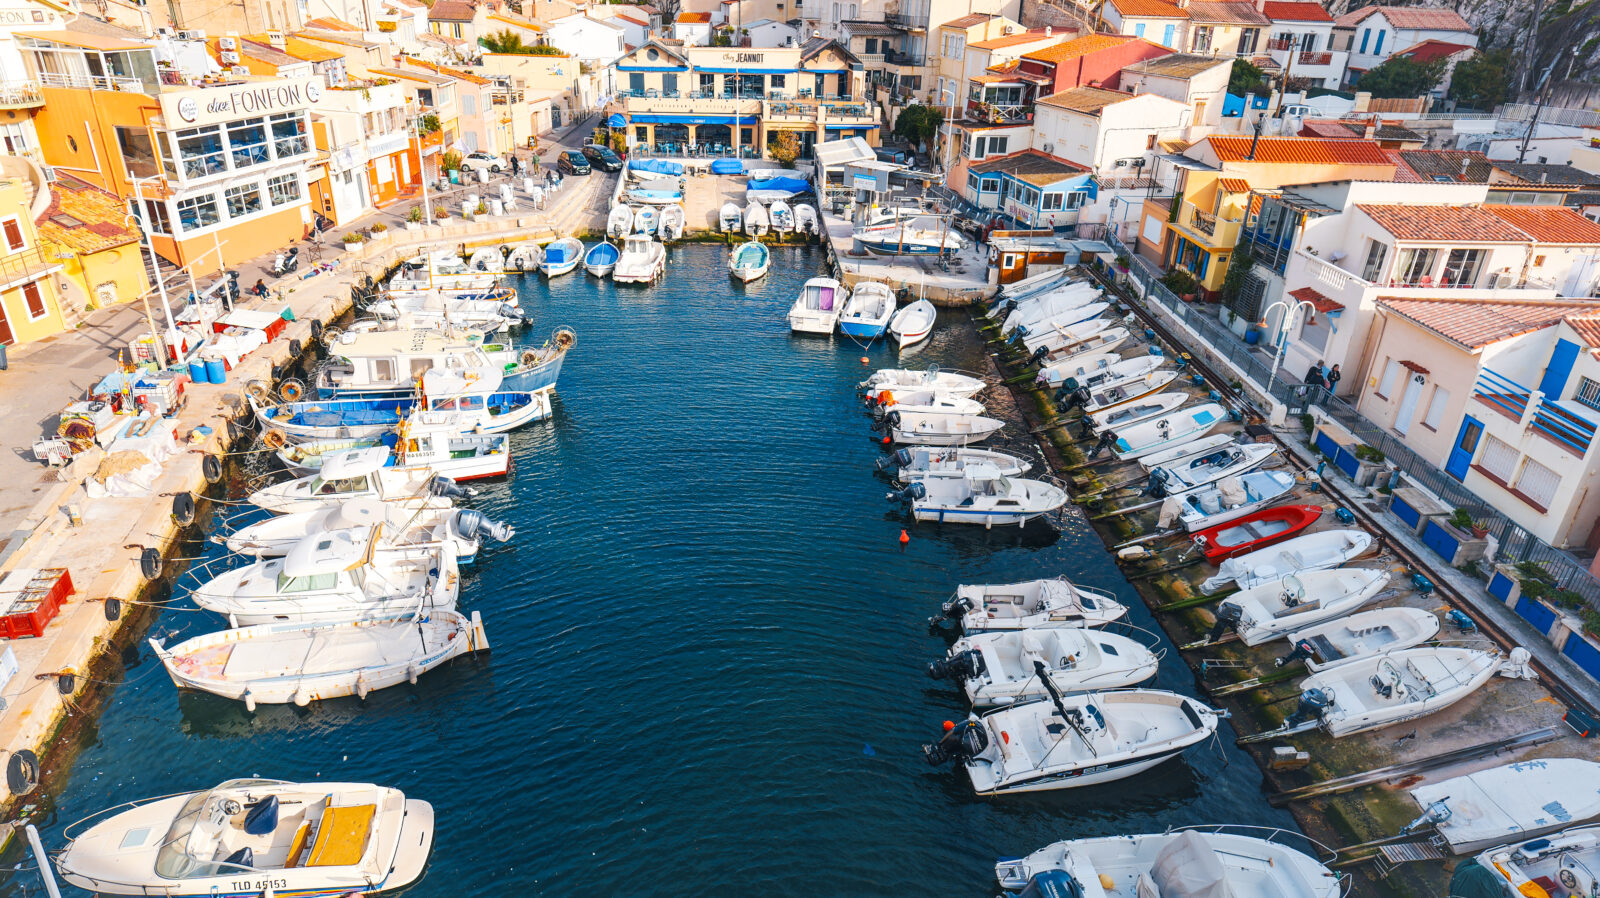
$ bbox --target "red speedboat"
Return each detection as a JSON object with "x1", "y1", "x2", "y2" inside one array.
[{"x1": 1192, "y1": 504, "x2": 1323, "y2": 563}]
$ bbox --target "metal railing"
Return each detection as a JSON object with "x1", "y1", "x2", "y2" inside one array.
[
  {"x1": 883, "y1": 49, "x2": 926, "y2": 65},
  {"x1": 884, "y1": 13, "x2": 924, "y2": 30},
  {"x1": 38, "y1": 71, "x2": 143, "y2": 91}
]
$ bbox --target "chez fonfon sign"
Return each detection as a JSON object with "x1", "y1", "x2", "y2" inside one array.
[{"x1": 164, "y1": 78, "x2": 324, "y2": 128}]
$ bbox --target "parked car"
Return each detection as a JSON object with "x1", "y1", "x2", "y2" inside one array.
[
  {"x1": 581, "y1": 144, "x2": 623, "y2": 171},
  {"x1": 558, "y1": 151, "x2": 592, "y2": 176},
  {"x1": 874, "y1": 146, "x2": 915, "y2": 166},
  {"x1": 460, "y1": 151, "x2": 508, "y2": 173}
]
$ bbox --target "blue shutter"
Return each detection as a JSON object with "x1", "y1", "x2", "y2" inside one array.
[
  {"x1": 1374, "y1": 30, "x2": 1384, "y2": 54},
  {"x1": 1134, "y1": 22, "x2": 1145, "y2": 37},
  {"x1": 1359, "y1": 28, "x2": 1370, "y2": 53},
  {"x1": 1539, "y1": 338, "x2": 1581, "y2": 399},
  {"x1": 1162, "y1": 23, "x2": 1174, "y2": 46}
]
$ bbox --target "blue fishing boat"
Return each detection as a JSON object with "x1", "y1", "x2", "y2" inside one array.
[
  {"x1": 584, "y1": 241, "x2": 619, "y2": 278},
  {"x1": 255, "y1": 368, "x2": 551, "y2": 440},
  {"x1": 540, "y1": 238, "x2": 583, "y2": 277},
  {"x1": 839, "y1": 281, "x2": 895, "y2": 338}
]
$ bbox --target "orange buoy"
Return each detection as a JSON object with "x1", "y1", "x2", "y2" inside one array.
[
  {"x1": 899, "y1": 529, "x2": 910, "y2": 544},
  {"x1": 860, "y1": 356, "x2": 869, "y2": 364},
  {"x1": 881, "y1": 435, "x2": 891, "y2": 445},
  {"x1": 942, "y1": 720, "x2": 955, "y2": 731}
]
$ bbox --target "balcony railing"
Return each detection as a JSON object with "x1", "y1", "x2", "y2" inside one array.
[
  {"x1": 0, "y1": 81, "x2": 42, "y2": 109},
  {"x1": 883, "y1": 49, "x2": 925, "y2": 65},
  {"x1": 1474, "y1": 368, "x2": 1598, "y2": 456},
  {"x1": 0, "y1": 247, "x2": 62, "y2": 292},
  {"x1": 1298, "y1": 51, "x2": 1333, "y2": 66},
  {"x1": 885, "y1": 13, "x2": 924, "y2": 31},
  {"x1": 966, "y1": 101, "x2": 1032, "y2": 123},
  {"x1": 1176, "y1": 202, "x2": 1241, "y2": 246},
  {"x1": 39, "y1": 71, "x2": 143, "y2": 92}
]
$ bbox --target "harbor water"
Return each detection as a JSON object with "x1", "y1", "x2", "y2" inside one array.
[{"x1": 21, "y1": 247, "x2": 1295, "y2": 896}]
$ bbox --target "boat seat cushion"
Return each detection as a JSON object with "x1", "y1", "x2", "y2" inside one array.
[
  {"x1": 244, "y1": 795, "x2": 279, "y2": 836},
  {"x1": 223, "y1": 846, "x2": 254, "y2": 870},
  {"x1": 285, "y1": 822, "x2": 313, "y2": 868},
  {"x1": 306, "y1": 803, "x2": 376, "y2": 867}
]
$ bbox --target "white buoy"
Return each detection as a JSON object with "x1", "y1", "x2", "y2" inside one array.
[
  {"x1": 407, "y1": 663, "x2": 419, "y2": 685},
  {"x1": 293, "y1": 689, "x2": 311, "y2": 707},
  {"x1": 244, "y1": 691, "x2": 257, "y2": 713}
]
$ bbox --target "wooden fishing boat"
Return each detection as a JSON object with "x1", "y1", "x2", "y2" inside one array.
[{"x1": 1191, "y1": 503, "x2": 1322, "y2": 563}]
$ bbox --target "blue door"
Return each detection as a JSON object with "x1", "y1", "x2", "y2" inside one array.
[
  {"x1": 1539, "y1": 338, "x2": 1580, "y2": 399},
  {"x1": 1445, "y1": 416, "x2": 1482, "y2": 481}
]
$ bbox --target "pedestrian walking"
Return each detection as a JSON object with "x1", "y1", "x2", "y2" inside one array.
[
  {"x1": 1306, "y1": 360, "x2": 1328, "y2": 388},
  {"x1": 1326, "y1": 363, "x2": 1342, "y2": 394}
]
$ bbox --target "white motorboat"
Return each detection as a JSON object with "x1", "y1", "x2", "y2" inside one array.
[
  {"x1": 277, "y1": 424, "x2": 510, "y2": 483},
  {"x1": 861, "y1": 368, "x2": 986, "y2": 399},
  {"x1": 504, "y1": 242, "x2": 542, "y2": 271},
  {"x1": 55, "y1": 779, "x2": 433, "y2": 898},
  {"x1": 1048, "y1": 355, "x2": 1164, "y2": 395},
  {"x1": 389, "y1": 250, "x2": 500, "y2": 292},
  {"x1": 874, "y1": 388, "x2": 985, "y2": 417},
  {"x1": 1137, "y1": 434, "x2": 1241, "y2": 472},
  {"x1": 1412, "y1": 759, "x2": 1600, "y2": 855},
  {"x1": 1144, "y1": 441, "x2": 1278, "y2": 495},
  {"x1": 1103, "y1": 402, "x2": 1229, "y2": 461},
  {"x1": 1466, "y1": 823, "x2": 1600, "y2": 897},
  {"x1": 1087, "y1": 392, "x2": 1189, "y2": 434},
  {"x1": 361, "y1": 294, "x2": 521, "y2": 335},
  {"x1": 583, "y1": 240, "x2": 619, "y2": 278},
  {"x1": 633, "y1": 205, "x2": 658, "y2": 235},
  {"x1": 1033, "y1": 350, "x2": 1122, "y2": 387},
  {"x1": 1281, "y1": 606, "x2": 1442, "y2": 671},
  {"x1": 1001, "y1": 283, "x2": 1102, "y2": 334},
  {"x1": 729, "y1": 240, "x2": 770, "y2": 282},
  {"x1": 745, "y1": 201, "x2": 769, "y2": 237},
  {"x1": 312, "y1": 327, "x2": 571, "y2": 400},
  {"x1": 248, "y1": 448, "x2": 467, "y2": 514},
  {"x1": 854, "y1": 217, "x2": 965, "y2": 257},
  {"x1": 225, "y1": 500, "x2": 513, "y2": 565},
  {"x1": 1069, "y1": 369, "x2": 1178, "y2": 417},
  {"x1": 788, "y1": 276, "x2": 845, "y2": 333},
  {"x1": 795, "y1": 203, "x2": 819, "y2": 235},
  {"x1": 466, "y1": 247, "x2": 503, "y2": 273},
  {"x1": 1280, "y1": 646, "x2": 1523, "y2": 738},
  {"x1": 720, "y1": 201, "x2": 743, "y2": 233},
  {"x1": 932, "y1": 628, "x2": 1159, "y2": 708},
  {"x1": 889, "y1": 463, "x2": 1067, "y2": 527},
  {"x1": 890, "y1": 299, "x2": 936, "y2": 349},
  {"x1": 1018, "y1": 304, "x2": 1114, "y2": 353},
  {"x1": 1202, "y1": 529, "x2": 1376, "y2": 593},
  {"x1": 769, "y1": 199, "x2": 794, "y2": 232},
  {"x1": 878, "y1": 409, "x2": 1005, "y2": 446},
  {"x1": 839, "y1": 281, "x2": 895, "y2": 339},
  {"x1": 1206, "y1": 568, "x2": 1392, "y2": 645},
  {"x1": 876, "y1": 446, "x2": 1032, "y2": 481},
  {"x1": 192, "y1": 533, "x2": 459, "y2": 627},
  {"x1": 658, "y1": 203, "x2": 685, "y2": 241},
  {"x1": 1160, "y1": 469, "x2": 1300, "y2": 533},
  {"x1": 925, "y1": 688, "x2": 1221, "y2": 795},
  {"x1": 1041, "y1": 323, "x2": 1131, "y2": 362},
  {"x1": 539, "y1": 237, "x2": 583, "y2": 277},
  {"x1": 613, "y1": 234, "x2": 666, "y2": 284},
  {"x1": 607, "y1": 203, "x2": 634, "y2": 238},
  {"x1": 995, "y1": 827, "x2": 1342, "y2": 898},
  {"x1": 931, "y1": 577, "x2": 1128, "y2": 633},
  {"x1": 152, "y1": 609, "x2": 488, "y2": 708}
]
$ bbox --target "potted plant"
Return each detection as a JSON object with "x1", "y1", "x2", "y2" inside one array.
[
  {"x1": 474, "y1": 200, "x2": 488, "y2": 218},
  {"x1": 1470, "y1": 517, "x2": 1491, "y2": 539},
  {"x1": 369, "y1": 221, "x2": 387, "y2": 234},
  {"x1": 434, "y1": 205, "x2": 451, "y2": 222},
  {"x1": 1115, "y1": 254, "x2": 1129, "y2": 273},
  {"x1": 406, "y1": 206, "x2": 423, "y2": 230},
  {"x1": 1160, "y1": 268, "x2": 1199, "y2": 301},
  {"x1": 342, "y1": 231, "x2": 365, "y2": 252},
  {"x1": 441, "y1": 151, "x2": 463, "y2": 184}
]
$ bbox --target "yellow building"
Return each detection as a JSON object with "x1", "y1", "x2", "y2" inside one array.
[
  {"x1": 0, "y1": 158, "x2": 69, "y2": 345},
  {"x1": 35, "y1": 174, "x2": 151, "y2": 315}
]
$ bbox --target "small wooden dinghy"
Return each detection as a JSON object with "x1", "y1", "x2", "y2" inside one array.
[
  {"x1": 932, "y1": 627, "x2": 1159, "y2": 707},
  {"x1": 1282, "y1": 606, "x2": 1441, "y2": 672},
  {"x1": 152, "y1": 610, "x2": 488, "y2": 709},
  {"x1": 930, "y1": 577, "x2": 1127, "y2": 633},
  {"x1": 1191, "y1": 503, "x2": 1322, "y2": 563},
  {"x1": 1201, "y1": 529, "x2": 1375, "y2": 593},
  {"x1": 1207, "y1": 568, "x2": 1392, "y2": 646},
  {"x1": 729, "y1": 240, "x2": 770, "y2": 283}
]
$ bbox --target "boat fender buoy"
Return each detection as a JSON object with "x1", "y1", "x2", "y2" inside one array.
[
  {"x1": 103, "y1": 598, "x2": 122, "y2": 621},
  {"x1": 1001, "y1": 730, "x2": 1009, "y2": 744},
  {"x1": 899, "y1": 529, "x2": 910, "y2": 544},
  {"x1": 310, "y1": 319, "x2": 324, "y2": 342},
  {"x1": 1117, "y1": 546, "x2": 1149, "y2": 561},
  {"x1": 292, "y1": 689, "x2": 311, "y2": 707},
  {"x1": 356, "y1": 674, "x2": 370, "y2": 700},
  {"x1": 407, "y1": 663, "x2": 420, "y2": 685},
  {"x1": 289, "y1": 338, "x2": 303, "y2": 358},
  {"x1": 56, "y1": 672, "x2": 75, "y2": 694},
  {"x1": 139, "y1": 547, "x2": 163, "y2": 580},
  {"x1": 244, "y1": 691, "x2": 257, "y2": 713},
  {"x1": 202, "y1": 453, "x2": 223, "y2": 485},
  {"x1": 1099, "y1": 875, "x2": 1116, "y2": 891},
  {"x1": 860, "y1": 357, "x2": 869, "y2": 364},
  {"x1": 172, "y1": 492, "x2": 197, "y2": 527}
]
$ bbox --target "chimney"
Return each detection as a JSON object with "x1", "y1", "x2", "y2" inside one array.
[
  {"x1": 1045, "y1": 25, "x2": 1052, "y2": 36},
  {"x1": 1541, "y1": 172, "x2": 1549, "y2": 184},
  {"x1": 1363, "y1": 119, "x2": 1375, "y2": 139},
  {"x1": 1254, "y1": 0, "x2": 1265, "y2": 10},
  {"x1": 267, "y1": 29, "x2": 286, "y2": 50},
  {"x1": 1460, "y1": 156, "x2": 1470, "y2": 175}
]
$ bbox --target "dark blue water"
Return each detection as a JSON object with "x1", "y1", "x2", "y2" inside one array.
[{"x1": 24, "y1": 247, "x2": 1294, "y2": 897}]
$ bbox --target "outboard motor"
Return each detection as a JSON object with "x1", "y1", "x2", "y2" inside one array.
[
  {"x1": 1028, "y1": 345, "x2": 1051, "y2": 366},
  {"x1": 928, "y1": 595, "x2": 976, "y2": 632},
  {"x1": 928, "y1": 648, "x2": 986, "y2": 681},
  {"x1": 1205, "y1": 601, "x2": 1244, "y2": 643},
  {"x1": 887, "y1": 481, "x2": 927, "y2": 505},
  {"x1": 1286, "y1": 687, "x2": 1333, "y2": 727},
  {"x1": 428, "y1": 477, "x2": 474, "y2": 501},
  {"x1": 498, "y1": 302, "x2": 526, "y2": 322},
  {"x1": 1276, "y1": 639, "x2": 1317, "y2": 668},
  {"x1": 875, "y1": 447, "x2": 914, "y2": 473},
  {"x1": 922, "y1": 716, "x2": 989, "y2": 765},
  {"x1": 1141, "y1": 468, "x2": 1171, "y2": 498},
  {"x1": 451, "y1": 508, "x2": 516, "y2": 543},
  {"x1": 1088, "y1": 428, "x2": 1118, "y2": 459},
  {"x1": 1057, "y1": 385, "x2": 1092, "y2": 413},
  {"x1": 870, "y1": 410, "x2": 902, "y2": 434}
]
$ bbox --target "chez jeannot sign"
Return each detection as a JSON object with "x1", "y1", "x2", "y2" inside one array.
[{"x1": 161, "y1": 78, "x2": 323, "y2": 129}]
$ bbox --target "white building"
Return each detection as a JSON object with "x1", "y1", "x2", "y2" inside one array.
[
  {"x1": 1333, "y1": 5, "x2": 1477, "y2": 83},
  {"x1": 1100, "y1": 0, "x2": 1189, "y2": 50},
  {"x1": 744, "y1": 18, "x2": 801, "y2": 47},
  {"x1": 1262, "y1": 0, "x2": 1345, "y2": 89},
  {"x1": 674, "y1": 12, "x2": 714, "y2": 45},
  {"x1": 548, "y1": 13, "x2": 627, "y2": 66},
  {"x1": 1117, "y1": 52, "x2": 1232, "y2": 138}
]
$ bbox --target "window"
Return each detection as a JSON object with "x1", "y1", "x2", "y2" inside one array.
[
  {"x1": 1361, "y1": 238, "x2": 1388, "y2": 282},
  {"x1": 175, "y1": 125, "x2": 225, "y2": 178},
  {"x1": 20, "y1": 282, "x2": 46, "y2": 320},
  {"x1": 664, "y1": 73, "x2": 679, "y2": 95},
  {"x1": 1064, "y1": 192, "x2": 1085, "y2": 210},
  {"x1": 1423, "y1": 386, "x2": 1450, "y2": 429},
  {"x1": 1134, "y1": 22, "x2": 1145, "y2": 36},
  {"x1": 1, "y1": 219, "x2": 22, "y2": 251},
  {"x1": 1517, "y1": 458, "x2": 1561, "y2": 507},
  {"x1": 268, "y1": 174, "x2": 300, "y2": 206},
  {"x1": 1376, "y1": 358, "x2": 1400, "y2": 398},
  {"x1": 1300, "y1": 32, "x2": 1317, "y2": 52},
  {"x1": 1297, "y1": 312, "x2": 1330, "y2": 352},
  {"x1": 1237, "y1": 28, "x2": 1258, "y2": 54},
  {"x1": 1577, "y1": 375, "x2": 1600, "y2": 411},
  {"x1": 1161, "y1": 23, "x2": 1175, "y2": 46},
  {"x1": 1359, "y1": 27, "x2": 1370, "y2": 53},
  {"x1": 770, "y1": 74, "x2": 784, "y2": 88},
  {"x1": 116, "y1": 126, "x2": 159, "y2": 178},
  {"x1": 224, "y1": 183, "x2": 262, "y2": 218},
  {"x1": 462, "y1": 94, "x2": 477, "y2": 115},
  {"x1": 985, "y1": 135, "x2": 1007, "y2": 157},
  {"x1": 1395, "y1": 247, "x2": 1436, "y2": 285},
  {"x1": 967, "y1": 171, "x2": 981, "y2": 194},
  {"x1": 1442, "y1": 248, "x2": 1486, "y2": 287},
  {"x1": 629, "y1": 72, "x2": 644, "y2": 94},
  {"x1": 176, "y1": 193, "x2": 220, "y2": 232},
  {"x1": 700, "y1": 72, "x2": 715, "y2": 93},
  {"x1": 980, "y1": 175, "x2": 999, "y2": 193},
  {"x1": 865, "y1": 38, "x2": 878, "y2": 53},
  {"x1": 139, "y1": 198, "x2": 170, "y2": 234},
  {"x1": 1042, "y1": 192, "x2": 1063, "y2": 211},
  {"x1": 1191, "y1": 25, "x2": 1211, "y2": 53},
  {"x1": 270, "y1": 112, "x2": 308, "y2": 159},
  {"x1": 1477, "y1": 434, "x2": 1518, "y2": 481},
  {"x1": 227, "y1": 118, "x2": 267, "y2": 169}
]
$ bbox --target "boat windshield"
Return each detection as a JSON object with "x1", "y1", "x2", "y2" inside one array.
[
  {"x1": 312, "y1": 475, "x2": 370, "y2": 495},
  {"x1": 277, "y1": 572, "x2": 338, "y2": 593},
  {"x1": 154, "y1": 780, "x2": 278, "y2": 879}
]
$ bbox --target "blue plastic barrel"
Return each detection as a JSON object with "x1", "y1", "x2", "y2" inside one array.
[
  {"x1": 1244, "y1": 329, "x2": 1261, "y2": 345},
  {"x1": 189, "y1": 360, "x2": 209, "y2": 384},
  {"x1": 205, "y1": 358, "x2": 226, "y2": 384}
]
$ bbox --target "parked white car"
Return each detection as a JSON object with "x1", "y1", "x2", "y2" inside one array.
[{"x1": 461, "y1": 151, "x2": 508, "y2": 173}]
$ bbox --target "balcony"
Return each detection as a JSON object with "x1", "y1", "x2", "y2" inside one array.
[
  {"x1": 1474, "y1": 368, "x2": 1598, "y2": 457},
  {"x1": 884, "y1": 13, "x2": 924, "y2": 31},
  {"x1": 0, "y1": 81, "x2": 43, "y2": 109},
  {"x1": 0, "y1": 247, "x2": 63, "y2": 292},
  {"x1": 965, "y1": 100, "x2": 1032, "y2": 124},
  {"x1": 1172, "y1": 201, "x2": 1241, "y2": 248},
  {"x1": 625, "y1": 95, "x2": 760, "y2": 115},
  {"x1": 883, "y1": 49, "x2": 926, "y2": 66},
  {"x1": 38, "y1": 71, "x2": 143, "y2": 92}
]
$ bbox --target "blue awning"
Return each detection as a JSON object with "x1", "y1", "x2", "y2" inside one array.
[
  {"x1": 694, "y1": 67, "x2": 797, "y2": 74},
  {"x1": 607, "y1": 113, "x2": 626, "y2": 128},
  {"x1": 825, "y1": 123, "x2": 879, "y2": 130},
  {"x1": 629, "y1": 114, "x2": 759, "y2": 125},
  {"x1": 616, "y1": 65, "x2": 690, "y2": 72}
]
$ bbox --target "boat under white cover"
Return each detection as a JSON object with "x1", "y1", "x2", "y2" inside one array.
[
  {"x1": 1283, "y1": 606, "x2": 1442, "y2": 671},
  {"x1": 1001, "y1": 283, "x2": 1101, "y2": 335},
  {"x1": 995, "y1": 827, "x2": 1342, "y2": 897},
  {"x1": 1286, "y1": 646, "x2": 1522, "y2": 737},
  {"x1": 1201, "y1": 529, "x2": 1376, "y2": 593},
  {"x1": 193, "y1": 531, "x2": 459, "y2": 627},
  {"x1": 55, "y1": 779, "x2": 432, "y2": 898},
  {"x1": 606, "y1": 204, "x2": 633, "y2": 238},
  {"x1": 720, "y1": 202, "x2": 743, "y2": 233},
  {"x1": 1208, "y1": 568, "x2": 1392, "y2": 646},
  {"x1": 890, "y1": 463, "x2": 1066, "y2": 526},
  {"x1": 879, "y1": 409, "x2": 1005, "y2": 446},
  {"x1": 926, "y1": 688, "x2": 1220, "y2": 794},
  {"x1": 613, "y1": 234, "x2": 666, "y2": 284},
  {"x1": 861, "y1": 368, "x2": 985, "y2": 399},
  {"x1": 1018, "y1": 304, "x2": 1114, "y2": 354},
  {"x1": 225, "y1": 500, "x2": 512, "y2": 563},
  {"x1": 789, "y1": 277, "x2": 845, "y2": 333},
  {"x1": 933, "y1": 627, "x2": 1159, "y2": 707},
  {"x1": 933, "y1": 577, "x2": 1128, "y2": 633},
  {"x1": 876, "y1": 446, "x2": 1031, "y2": 481},
  {"x1": 1160, "y1": 470, "x2": 1299, "y2": 533},
  {"x1": 1410, "y1": 758, "x2": 1600, "y2": 854}
]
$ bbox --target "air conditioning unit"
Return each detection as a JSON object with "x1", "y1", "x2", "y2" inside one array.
[
  {"x1": 1041, "y1": 142, "x2": 1053, "y2": 153},
  {"x1": 231, "y1": 65, "x2": 251, "y2": 76},
  {"x1": 221, "y1": 50, "x2": 240, "y2": 64},
  {"x1": 42, "y1": 165, "x2": 57, "y2": 183},
  {"x1": 219, "y1": 36, "x2": 237, "y2": 49},
  {"x1": 155, "y1": 26, "x2": 174, "y2": 36},
  {"x1": 179, "y1": 28, "x2": 206, "y2": 40}
]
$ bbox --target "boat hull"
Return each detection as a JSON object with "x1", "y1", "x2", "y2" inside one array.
[
  {"x1": 971, "y1": 745, "x2": 1189, "y2": 795},
  {"x1": 840, "y1": 321, "x2": 889, "y2": 338},
  {"x1": 1195, "y1": 504, "x2": 1321, "y2": 563}
]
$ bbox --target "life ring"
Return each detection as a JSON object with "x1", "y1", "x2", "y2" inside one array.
[
  {"x1": 279, "y1": 379, "x2": 306, "y2": 402},
  {"x1": 262, "y1": 430, "x2": 287, "y2": 450}
]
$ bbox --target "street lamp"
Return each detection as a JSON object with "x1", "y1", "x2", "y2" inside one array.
[
  {"x1": 1261, "y1": 297, "x2": 1316, "y2": 394},
  {"x1": 938, "y1": 87, "x2": 956, "y2": 176}
]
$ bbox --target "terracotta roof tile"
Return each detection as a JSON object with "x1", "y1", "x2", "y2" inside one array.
[
  {"x1": 35, "y1": 174, "x2": 139, "y2": 255},
  {"x1": 1491, "y1": 161, "x2": 1600, "y2": 188},
  {"x1": 1261, "y1": 1, "x2": 1332, "y2": 21},
  {"x1": 1298, "y1": 118, "x2": 1357, "y2": 139},
  {"x1": 943, "y1": 12, "x2": 998, "y2": 27},
  {"x1": 1036, "y1": 85, "x2": 1133, "y2": 114},
  {"x1": 1565, "y1": 313, "x2": 1600, "y2": 350},
  {"x1": 1482, "y1": 205, "x2": 1600, "y2": 244},
  {"x1": 1108, "y1": 0, "x2": 1188, "y2": 17},
  {"x1": 1289, "y1": 286, "x2": 1344, "y2": 312},
  {"x1": 969, "y1": 149, "x2": 1090, "y2": 185},
  {"x1": 1125, "y1": 52, "x2": 1229, "y2": 78},
  {"x1": 1218, "y1": 177, "x2": 1251, "y2": 192},
  {"x1": 1379, "y1": 298, "x2": 1600, "y2": 349},
  {"x1": 428, "y1": 0, "x2": 476, "y2": 20},
  {"x1": 1398, "y1": 149, "x2": 1491, "y2": 182},
  {"x1": 303, "y1": 15, "x2": 359, "y2": 29},
  {"x1": 1022, "y1": 33, "x2": 1135, "y2": 63},
  {"x1": 1335, "y1": 4, "x2": 1472, "y2": 30},
  {"x1": 969, "y1": 28, "x2": 1059, "y2": 49},
  {"x1": 1383, "y1": 148, "x2": 1424, "y2": 182},
  {"x1": 676, "y1": 11, "x2": 711, "y2": 21},
  {"x1": 1205, "y1": 135, "x2": 1394, "y2": 166},
  {"x1": 1358, "y1": 204, "x2": 1528, "y2": 242},
  {"x1": 1396, "y1": 38, "x2": 1473, "y2": 63},
  {"x1": 1184, "y1": 0, "x2": 1269, "y2": 24}
]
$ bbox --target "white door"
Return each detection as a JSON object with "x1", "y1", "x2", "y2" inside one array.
[{"x1": 1394, "y1": 375, "x2": 1424, "y2": 435}]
